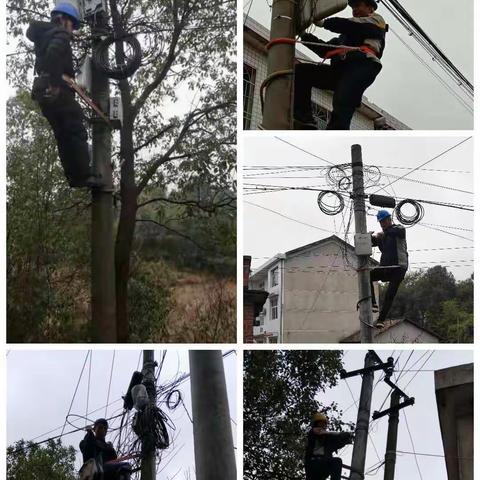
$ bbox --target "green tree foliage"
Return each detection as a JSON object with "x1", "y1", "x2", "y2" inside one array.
[
  {"x1": 381, "y1": 267, "x2": 473, "y2": 342},
  {"x1": 244, "y1": 351, "x2": 351, "y2": 480},
  {"x1": 7, "y1": 91, "x2": 91, "y2": 342},
  {"x1": 7, "y1": 439, "x2": 77, "y2": 480},
  {"x1": 7, "y1": 0, "x2": 236, "y2": 341}
]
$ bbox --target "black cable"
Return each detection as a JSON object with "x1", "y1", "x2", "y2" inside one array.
[
  {"x1": 93, "y1": 34, "x2": 142, "y2": 80},
  {"x1": 393, "y1": 199, "x2": 424, "y2": 226},
  {"x1": 317, "y1": 190, "x2": 345, "y2": 215}
]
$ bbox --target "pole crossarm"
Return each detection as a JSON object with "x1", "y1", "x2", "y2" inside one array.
[{"x1": 372, "y1": 398, "x2": 415, "y2": 420}]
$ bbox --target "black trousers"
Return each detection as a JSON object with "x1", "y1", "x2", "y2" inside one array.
[
  {"x1": 103, "y1": 463, "x2": 131, "y2": 480},
  {"x1": 39, "y1": 90, "x2": 91, "y2": 187},
  {"x1": 294, "y1": 57, "x2": 382, "y2": 130},
  {"x1": 370, "y1": 267, "x2": 407, "y2": 323},
  {"x1": 306, "y1": 456, "x2": 343, "y2": 480}
]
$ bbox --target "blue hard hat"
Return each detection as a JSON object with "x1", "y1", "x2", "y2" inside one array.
[
  {"x1": 376, "y1": 210, "x2": 391, "y2": 222},
  {"x1": 52, "y1": 2, "x2": 81, "y2": 29}
]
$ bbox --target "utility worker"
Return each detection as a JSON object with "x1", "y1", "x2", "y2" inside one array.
[
  {"x1": 294, "y1": 0, "x2": 386, "y2": 130},
  {"x1": 80, "y1": 418, "x2": 132, "y2": 480},
  {"x1": 305, "y1": 413, "x2": 353, "y2": 480},
  {"x1": 26, "y1": 3, "x2": 101, "y2": 188},
  {"x1": 370, "y1": 210, "x2": 408, "y2": 329}
]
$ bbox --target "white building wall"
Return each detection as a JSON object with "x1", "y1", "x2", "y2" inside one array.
[
  {"x1": 282, "y1": 240, "x2": 371, "y2": 343},
  {"x1": 250, "y1": 262, "x2": 282, "y2": 342}
]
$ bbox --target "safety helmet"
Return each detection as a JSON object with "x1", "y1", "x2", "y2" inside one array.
[
  {"x1": 376, "y1": 210, "x2": 391, "y2": 222},
  {"x1": 348, "y1": 0, "x2": 378, "y2": 11},
  {"x1": 94, "y1": 418, "x2": 109, "y2": 428},
  {"x1": 312, "y1": 412, "x2": 328, "y2": 425},
  {"x1": 51, "y1": 2, "x2": 81, "y2": 30}
]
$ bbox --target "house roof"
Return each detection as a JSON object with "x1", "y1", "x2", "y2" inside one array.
[
  {"x1": 340, "y1": 318, "x2": 443, "y2": 343},
  {"x1": 243, "y1": 16, "x2": 410, "y2": 130}
]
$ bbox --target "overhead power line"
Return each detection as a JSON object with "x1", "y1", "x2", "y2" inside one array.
[{"x1": 372, "y1": 137, "x2": 472, "y2": 194}]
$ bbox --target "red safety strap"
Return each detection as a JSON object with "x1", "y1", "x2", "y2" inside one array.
[
  {"x1": 324, "y1": 45, "x2": 378, "y2": 60},
  {"x1": 265, "y1": 37, "x2": 296, "y2": 50}
]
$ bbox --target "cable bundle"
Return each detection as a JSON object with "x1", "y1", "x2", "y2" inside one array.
[
  {"x1": 394, "y1": 199, "x2": 424, "y2": 226},
  {"x1": 317, "y1": 190, "x2": 344, "y2": 215},
  {"x1": 93, "y1": 34, "x2": 142, "y2": 80}
]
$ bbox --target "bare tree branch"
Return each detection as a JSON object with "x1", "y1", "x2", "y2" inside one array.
[{"x1": 135, "y1": 218, "x2": 209, "y2": 251}]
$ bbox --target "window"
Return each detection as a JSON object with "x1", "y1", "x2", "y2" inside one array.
[
  {"x1": 270, "y1": 296, "x2": 278, "y2": 320},
  {"x1": 270, "y1": 267, "x2": 279, "y2": 287},
  {"x1": 243, "y1": 64, "x2": 256, "y2": 129},
  {"x1": 311, "y1": 102, "x2": 330, "y2": 130}
]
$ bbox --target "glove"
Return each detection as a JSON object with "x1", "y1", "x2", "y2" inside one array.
[{"x1": 314, "y1": 19, "x2": 325, "y2": 27}]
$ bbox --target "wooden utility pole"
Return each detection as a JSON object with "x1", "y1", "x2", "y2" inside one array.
[
  {"x1": 141, "y1": 350, "x2": 156, "y2": 480},
  {"x1": 351, "y1": 144, "x2": 374, "y2": 343},
  {"x1": 90, "y1": 12, "x2": 116, "y2": 342},
  {"x1": 261, "y1": 0, "x2": 297, "y2": 129},
  {"x1": 349, "y1": 351, "x2": 375, "y2": 480},
  {"x1": 189, "y1": 351, "x2": 236, "y2": 480},
  {"x1": 383, "y1": 390, "x2": 400, "y2": 480}
]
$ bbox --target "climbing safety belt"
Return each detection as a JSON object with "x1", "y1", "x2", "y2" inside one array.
[
  {"x1": 62, "y1": 74, "x2": 112, "y2": 127},
  {"x1": 260, "y1": 37, "x2": 379, "y2": 113}
]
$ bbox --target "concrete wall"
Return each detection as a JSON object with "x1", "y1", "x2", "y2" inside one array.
[
  {"x1": 435, "y1": 364, "x2": 473, "y2": 480},
  {"x1": 282, "y1": 240, "x2": 374, "y2": 343}
]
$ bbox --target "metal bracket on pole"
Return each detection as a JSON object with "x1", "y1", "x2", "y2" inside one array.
[
  {"x1": 340, "y1": 352, "x2": 393, "y2": 379},
  {"x1": 372, "y1": 397, "x2": 415, "y2": 420}
]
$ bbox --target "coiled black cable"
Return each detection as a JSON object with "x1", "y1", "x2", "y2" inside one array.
[
  {"x1": 317, "y1": 190, "x2": 345, "y2": 215},
  {"x1": 93, "y1": 34, "x2": 142, "y2": 80},
  {"x1": 394, "y1": 199, "x2": 424, "y2": 226}
]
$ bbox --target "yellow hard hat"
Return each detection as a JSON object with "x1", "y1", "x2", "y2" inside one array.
[{"x1": 312, "y1": 412, "x2": 328, "y2": 424}]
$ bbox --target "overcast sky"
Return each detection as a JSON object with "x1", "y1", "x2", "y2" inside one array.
[
  {"x1": 7, "y1": 350, "x2": 237, "y2": 479},
  {"x1": 319, "y1": 349, "x2": 473, "y2": 480},
  {"x1": 243, "y1": 0, "x2": 473, "y2": 129},
  {"x1": 243, "y1": 134, "x2": 473, "y2": 280}
]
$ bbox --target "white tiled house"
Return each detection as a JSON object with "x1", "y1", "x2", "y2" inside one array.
[
  {"x1": 244, "y1": 16, "x2": 410, "y2": 130},
  {"x1": 249, "y1": 236, "x2": 440, "y2": 344}
]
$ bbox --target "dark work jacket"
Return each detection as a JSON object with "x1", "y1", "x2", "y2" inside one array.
[
  {"x1": 80, "y1": 431, "x2": 118, "y2": 464},
  {"x1": 371, "y1": 225, "x2": 408, "y2": 268},
  {"x1": 302, "y1": 13, "x2": 387, "y2": 63},
  {"x1": 26, "y1": 20, "x2": 75, "y2": 88},
  {"x1": 304, "y1": 430, "x2": 352, "y2": 463}
]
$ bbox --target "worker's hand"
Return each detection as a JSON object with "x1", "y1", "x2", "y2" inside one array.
[
  {"x1": 374, "y1": 231, "x2": 384, "y2": 238},
  {"x1": 314, "y1": 19, "x2": 325, "y2": 28}
]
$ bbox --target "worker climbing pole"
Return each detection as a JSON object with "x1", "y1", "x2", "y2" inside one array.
[
  {"x1": 261, "y1": 0, "x2": 387, "y2": 130},
  {"x1": 27, "y1": 1, "x2": 142, "y2": 341}
]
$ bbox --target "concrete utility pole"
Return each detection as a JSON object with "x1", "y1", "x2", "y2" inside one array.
[
  {"x1": 90, "y1": 12, "x2": 116, "y2": 342},
  {"x1": 349, "y1": 351, "x2": 375, "y2": 480},
  {"x1": 141, "y1": 350, "x2": 157, "y2": 480},
  {"x1": 383, "y1": 390, "x2": 400, "y2": 480},
  {"x1": 351, "y1": 144, "x2": 374, "y2": 343},
  {"x1": 261, "y1": 0, "x2": 297, "y2": 129},
  {"x1": 189, "y1": 351, "x2": 236, "y2": 480}
]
